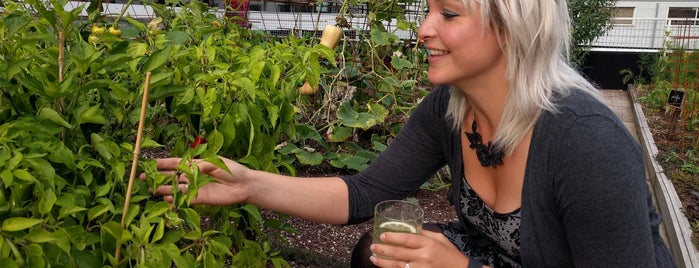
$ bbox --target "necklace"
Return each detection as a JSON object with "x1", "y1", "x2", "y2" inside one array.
[{"x1": 464, "y1": 116, "x2": 504, "y2": 168}]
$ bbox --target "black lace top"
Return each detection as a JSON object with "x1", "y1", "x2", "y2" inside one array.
[{"x1": 459, "y1": 175, "x2": 521, "y2": 260}]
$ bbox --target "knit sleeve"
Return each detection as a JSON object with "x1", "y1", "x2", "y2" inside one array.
[
  {"x1": 340, "y1": 86, "x2": 451, "y2": 224},
  {"x1": 551, "y1": 113, "x2": 658, "y2": 267}
]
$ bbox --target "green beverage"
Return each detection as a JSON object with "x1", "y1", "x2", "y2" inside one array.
[
  {"x1": 373, "y1": 200, "x2": 423, "y2": 244},
  {"x1": 373, "y1": 220, "x2": 420, "y2": 241}
]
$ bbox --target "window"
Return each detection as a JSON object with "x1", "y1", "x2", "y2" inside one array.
[
  {"x1": 613, "y1": 7, "x2": 634, "y2": 25},
  {"x1": 668, "y1": 7, "x2": 699, "y2": 25}
]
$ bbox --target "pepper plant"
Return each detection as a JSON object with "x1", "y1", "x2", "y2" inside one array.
[{"x1": 0, "y1": 0, "x2": 332, "y2": 266}]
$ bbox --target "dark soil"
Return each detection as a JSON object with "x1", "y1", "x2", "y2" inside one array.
[
  {"x1": 268, "y1": 186, "x2": 457, "y2": 268},
  {"x1": 643, "y1": 106, "x2": 699, "y2": 246}
]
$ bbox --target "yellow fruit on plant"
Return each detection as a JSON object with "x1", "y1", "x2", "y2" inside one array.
[
  {"x1": 319, "y1": 25, "x2": 342, "y2": 49},
  {"x1": 148, "y1": 17, "x2": 163, "y2": 31},
  {"x1": 91, "y1": 24, "x2": 105, "y2": 35},
  {"x1": 108, "y1": 26, "x2": 121, "y2": 36},
  {"x1": 299, "y1": 81, "x2": 317, "y2": 95},
  {"x1": 88, "y1": 35, "x2": 99, "y2": 44}
]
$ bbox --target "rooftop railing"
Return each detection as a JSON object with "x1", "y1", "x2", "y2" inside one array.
[
  {"x1": 42, "y1": 2, "x2": 699, "y2": 53},
  {"x1": 592, "y1": 18, "x2": 699, "y2": 52}
]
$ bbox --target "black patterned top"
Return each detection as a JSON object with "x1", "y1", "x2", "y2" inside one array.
[{"x1": 460, "y1": 175, "x2": 521, "y2": 258}]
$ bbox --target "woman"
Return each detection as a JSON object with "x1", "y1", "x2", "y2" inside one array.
[{"x1": 147, "y1": 0, "x2": 676, "y2": 267}]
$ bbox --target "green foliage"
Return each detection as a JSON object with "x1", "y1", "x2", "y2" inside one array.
[
  {"x1": 0, "y1": 0, "x2": 323, "y2": 266},
  {"x1": 0, "y1": 0, "x2": 435, "y2": 266},
  {"x1": 569, "y1": 0, "x2": 617, "y2": 67}
]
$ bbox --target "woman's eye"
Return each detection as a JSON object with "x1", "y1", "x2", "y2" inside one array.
[{"x1": 441, "y1": 10, "x2": 458, "y2": 19}]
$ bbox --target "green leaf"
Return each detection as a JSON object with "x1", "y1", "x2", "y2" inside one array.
[
  {"x1": 181, "y1": 208, "x2": 201, "y2": 231},
  {"x1": 24, "y1": 228, "x2": 56, "y2": 243},
  {"x1": 370, "y1": 28, "x2": 398, "y2": 46},
  {"x1": 123, "y1": 204, "x2": 140, "y2": 227},
  {"x1": 144, "y1": 45, "x2": 174, "y2": 72},
  {"x1": 330, "y1": 154, "x2": 371, "y2": 171},
  {"x1": 38, "y1": 189, "x2": 56, "y2": 215},
  {"x1": 151, "y1": 219, "x2": 165, "y2": 243},
  {"x1": 77, "y1": 79, "x2": 111, "y2": 92},
  {"x1": 2, "y1": 217, "x2": 43, "y2": 231},
  {"x1": 65, "y1": 226, "x2": 100, "y2": 250},
  {"x1": 165, "y1": 31, "x2": 189, "y2": 45},
  {"x1": 145, "y1": 202, "x2": 170, "y2": 220},
  {"x1": 5, "y1": 13, "x2": 31, "y2": 36},
  {"x1": 0, "y1": 170, "x2": 12, "y2": 186},
  {"x1": 58, "y1": 205, "x2": 87, "y2": 220},
  {"x1": 26, "y1": 244, "x2": 45, "y2": 268},
  {"x1": 78, "y1": 105, "x2": 107, "y2": 125},
  {"x1": 390, "y1": 56, "x2": 413, "y2": 70},
  {"x1": 328, "y1": 125, "x2": 352, "y2": 142},
  {"x1": 160, "y1": 243, "x2": 188, "y2": 268},
  {"x1": 336, "y1": 102, "x2": 379, "y2": 130},
  {"x1": 219, "y1": 113, "x2": 236, "y2": 148},
  {"x1": 87, "y1": 203, "x2": 111, "y2": 221},
  {"x1": 147, "y1": 71, "x2": 173, "y2": 89},
  {"x1": 141, "y1": 137, "x2": 163, "y2": 149},
  {"x1": 206, "y1": 129, "x2": 224, "y2": 154},
  {"x1": 149, "y1": 85, "x2": 189, "y2": 100},
  {"x1": 37, "y1": 107, "x2": 71, "y2": 128},
  {"x1": 12, "y1": 169, "x2": 35, "y2": 183},
  {"x1": 294, "y1": 150, "x2": 323, "y2": 165},
  {"x1": 101, "y1": 221, "x2": 130, "y2": 243},
  {"x1": 26, "y1": 158, "x2": 55, "y2": 183},
  {"x1": 239, "y1": 204, "x2": 262, "y2": 223}
]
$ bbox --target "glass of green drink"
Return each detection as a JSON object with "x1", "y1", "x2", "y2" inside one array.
[{"x1": 373, "y1": 200, "x2": 424, "y2": 244}]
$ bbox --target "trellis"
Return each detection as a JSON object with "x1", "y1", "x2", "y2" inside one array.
[{"x1": 666, "y1": 19, "x2": 699, "y2": 156}]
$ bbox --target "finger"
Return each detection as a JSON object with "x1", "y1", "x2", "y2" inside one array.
[
  {"x1": 369, "y1": 252, "x2": 409, "y2": 268},
  {"x1": 173, "y1": 172, "x2": 190, "y2": 185},
  {"x1": 156, "y1": 158, "x2": 184, "y2": 170},
  {"x1": 380, "y1": 232, "x2": 423, "y2": 249},
  {"x1": 153, "y1": 183, "x2": 188, "y2": 196},
  {"x1": 371, "y1": 242, "x2": 413, "y2": 264}
]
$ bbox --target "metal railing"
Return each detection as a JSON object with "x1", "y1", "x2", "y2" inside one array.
[
  {"x1": 591, "y1": 18, "x2": 699, "y2": 52},
  {"x1": 48, "y1": 3, "x2": 699, "y2": 52}
]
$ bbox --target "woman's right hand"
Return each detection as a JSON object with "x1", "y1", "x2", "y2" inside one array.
[{"x1": 141, "y1": 157, "x2": 252, "y2": 206}]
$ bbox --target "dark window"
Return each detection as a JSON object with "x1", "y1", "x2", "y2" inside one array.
[{"x1": 668, "y1": 7, "x2": 698, "y2": 25}]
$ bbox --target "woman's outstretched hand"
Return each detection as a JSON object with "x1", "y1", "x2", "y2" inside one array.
[{"x1": 140, "y1": 157, "x2": 252, "y2": 206}]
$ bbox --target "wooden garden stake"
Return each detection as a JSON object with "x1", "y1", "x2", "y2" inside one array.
[
  {"x1": 114, "y1": 71, "x2": 151, "y2": 264},
  {"x1": 58, "y1": 31, "x2": 65, "y2": 113}
]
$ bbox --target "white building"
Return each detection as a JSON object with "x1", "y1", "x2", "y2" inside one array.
[{"x1": 594, "y1": 1, "x2": 699, "y2": 52}]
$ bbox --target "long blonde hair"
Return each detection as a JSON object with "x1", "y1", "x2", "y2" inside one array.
[{"x1": 446, "y1": 0, "x2": 601, "y2": 155}]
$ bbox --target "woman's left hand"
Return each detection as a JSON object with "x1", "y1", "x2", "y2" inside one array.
[{"x1": 370, "y1": 229, "x2": 469, "y2": 267}]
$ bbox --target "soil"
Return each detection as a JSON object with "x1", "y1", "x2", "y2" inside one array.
[{"x1": 642, "y1": 105, "x2": 699, "y2": 246}]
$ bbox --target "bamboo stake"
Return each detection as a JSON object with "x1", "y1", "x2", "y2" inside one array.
[
  {"x1": 58, "y1": 31, "x2": 65, "y2": 142},
  {"x1": 58, "y1": 31, "x2": 64, "y2": 113},
  {"x1": 114, "y1": 71, "x2": 151, "y2": 265}
]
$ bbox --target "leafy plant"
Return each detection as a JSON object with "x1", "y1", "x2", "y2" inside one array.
[
  {"x1": 0, "y1": 0, "x2": 439, "y2": 266},
  {"x1": 568, "y1": 0, "x2": 617, "y2": 67},
  {"x1": 0, "y1": 0, "x2": 333, "y2": 266}
]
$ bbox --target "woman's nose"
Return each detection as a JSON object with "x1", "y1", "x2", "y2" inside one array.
[{"x1": 417, "y1": 15, "x2": 434, "y2": 42}]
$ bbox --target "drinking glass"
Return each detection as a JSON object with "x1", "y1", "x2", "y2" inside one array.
[{"x1": 373, "y1": 200, "x2": 423, "y2": 243}]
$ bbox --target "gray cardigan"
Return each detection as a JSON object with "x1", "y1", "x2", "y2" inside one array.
[{"x1": 341, "y1": 86, "x2": 676, "y2": 267}]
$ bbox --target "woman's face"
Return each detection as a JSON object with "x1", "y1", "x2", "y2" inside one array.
[{"x1": 418, "y1": 0, "x2": 506, "y2": 88}]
